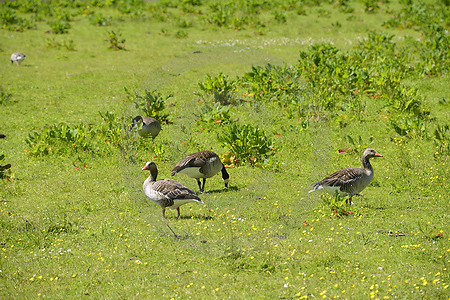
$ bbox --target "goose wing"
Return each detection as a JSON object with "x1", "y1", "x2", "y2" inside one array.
[
  {"x1": 313, "y1": 167, "x2": 364, "y2": 188},
  {"x1": 152, "y1": 179, "x2": 201, "y2": 201},
  {"x1": 171, "y1": 151, "x2": 217, "y2": 175}
]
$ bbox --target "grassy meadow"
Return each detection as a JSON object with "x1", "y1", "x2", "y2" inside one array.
[{"x1": 1, "y1": 0, "x2": 449, "y2": 298}]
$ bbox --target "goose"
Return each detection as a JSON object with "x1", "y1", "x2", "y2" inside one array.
[
  {"x1": 130, "y1": 116, "x2": 161, "y2": 138},
  {"x1": 171, "y1": 150, "x2": 229, "y2": 193},
  {"x1": 142, "y1": 161, "x2": 203, "y2": 219},
  {"x1": 309, "y1": 148, "x2": 383, "y2": 204},
  {"x1": 11, "y1": 52, "x2": 26, "y2": 65}
]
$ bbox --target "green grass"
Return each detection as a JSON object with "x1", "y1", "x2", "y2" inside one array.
[{"x1": 1, "y1": 0, "x2": 449, "y2": 298}]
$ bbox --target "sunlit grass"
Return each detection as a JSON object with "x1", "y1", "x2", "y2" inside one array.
[{"x1": 1, "y1": 0, "x2": 448, "y2": 298}]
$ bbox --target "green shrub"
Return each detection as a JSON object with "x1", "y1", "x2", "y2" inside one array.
[
  {"x1": 175, "y1": 30, "x2": 188, "y2": 38},
  {"x1": 273, "y1": 10, "x2": 287, "y2": 23},
  {"x1": 241, "y1": 64, "x2": 302, "y2": 105},
  {"x1": 0, "y1": 7, "x2": 18, "y2": 26},
  {"x1": 217, "y1": 123, "x2": 274, "y2": 166},
  {"x1": 363, "y1": 0, "x2": 379, "y2": 13},
  {"x1": 345, "y1": 135, "x2": 374, "y2": 155},
  {"x1": 321, "y1": 193, "x2": 354, "y2": 218},
  {"x1": 106, "y1": 30, "x2": 126, "y2": 50},
  {"x1": 25, "y1": 123, "x2": 97, "y2": 156},
  {"x1": 116, "y1": 0, "x2": 146, "y2": 16},
  {"x1": 207, "y1": 3, "x2": 234, "y2": 27},
  {"x1": 433, "y1": 124, "x2": 449, "y2": 159},
  {"x1": 197, "y1": 103, "x2": 233, "y2": 132},
  {"x1": 126, "y1": 88, "x2": 171, "y2": 124},
  {"x1": 198, "y1": 73, "x2": 237, "y2": 105},
  {"x1": 46, "y1": 37, "x2": 76, "y2": 50},
  {"x1": 48, "y1": 20, "x2": 71, "y2": 34},
  {"x1": 89, "y1": 13, "x2": 112, "y2": 26},
  {"x1": 0, "y1": 7, "x2": 35, "y2": 31},
  {"x1": 417, "y1": 24, "x2": 449, "y2": 76},
  {"x1": 99, "y1": 111, "x2": 124, "y2": 147}
]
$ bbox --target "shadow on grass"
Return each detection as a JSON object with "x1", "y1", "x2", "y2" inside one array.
[
  {"x1": 176, "y1": 214, "x2": 214, "y2": 221},
  {"x1": 202, "y1": 186, "x2": 239, "y2": 194}
]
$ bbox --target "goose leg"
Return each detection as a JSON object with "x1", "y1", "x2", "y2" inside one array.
[
  {"x1": 196, "y1": 179, "x2": 202, "y2": 192},
  {"x1": 177, "y1": 207, "x2": 181, "y2": 218},
  {"x1": 162, "y1": 208, "x2": 166, "y2": 220},
  {"x1": 346, "y1": 197, "x2": 353, "y2": 205},
  {"x1": 201, "y1": 178, "x2": 206, "y2": 193}
]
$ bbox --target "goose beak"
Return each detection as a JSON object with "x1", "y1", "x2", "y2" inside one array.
[
  {"x1": 374, "y1": 152, "x2": 383, "y2": 157},
  {"x1": 142, "y1": 165, "x2": 149, "y2": 170}
]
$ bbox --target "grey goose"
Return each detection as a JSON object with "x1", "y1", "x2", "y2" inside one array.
[
  {"x1": 11, "y1": 52, "x2": 26, "y2": 65},
  {"x1": 130, "y1": 116, "x2": 161, "y2": 138},
  {"x1": 142, "y1": 161, "x2": 203, "y2": 219},
  {"x1": 171, "y1": 150, "x2": 229, "y2": 193},
  {"x1": 309, "y1": 148, "x2": 383, "y2": 204}
]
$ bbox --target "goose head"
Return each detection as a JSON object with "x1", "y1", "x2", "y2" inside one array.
[
  {"x1": 130, "y1": 116, "x2": 144, "y2": 130},
  {"x1": 142, "y1": 161, "x2": 157, "y2": 171},
  {"x1": 221, "y1": 165, "x2": 230, "y2": 188},
  {"x1": 363, "y1": 148, "x2": 383, "y2": 159}
]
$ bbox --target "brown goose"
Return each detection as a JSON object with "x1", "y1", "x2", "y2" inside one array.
[
  {"x1": 130, "y1": 116, "x2": 161, "y2": 138},
  {"x1": 142, "y1": 161, "x2": 203, "y2": 219},
  {"x1": 171, "y1": 150, "x2": 229, "y2": 193},
  {"x1": 309, "y1": 148, "x2": 383, "y2": 204},
  {"x1": 11, "y1": 52, "x2": 26, "y2": 65}
]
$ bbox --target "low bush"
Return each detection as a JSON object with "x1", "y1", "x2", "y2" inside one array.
[
  {"x1": 196, "y1": 103, "x2": 233, "y2": 132},
  {"x1": 217, "y1": 123, "x2": 274, "y2": 166},
  {"x1": 105, "y1": 30, "x2": 126, "y2": 50},
  {"x1": 198, "y1": 73, "x2": 237, "y2": 105},
  {"x1": 126, "y1": 88, "x2": 172, "y2": 124}
]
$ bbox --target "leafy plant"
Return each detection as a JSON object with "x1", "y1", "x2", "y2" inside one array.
[
  {"x1": 217, "y1": 123, "x2": 274, "y2": 166},
  {"x1": 89, "y1": 13, "x2": 112, "y2": 26},
  {"x1": 344, "y1": 135, "x2": 374, "y2": 154},
  {"x1": 0, "y1": 7, "x2": 18, "y2": 26},
  {"x1": 176, "y1": 17, "x2": 192, "y2": 28},
  {"x1": 363, "y1": 0, "x2": 379, "y2": 13},
  {"x1": 99, "y1": 111, "x2": 124, "y2": 147},
  {"x1": 126, "y1": 88, "x2": 172, "y2": 124},
  {"x1": 242, "y1": 64, "x2": 302, "y2": 104},
  {"x1": 0, "y1": 7, "x2": 35, "y2": 31},
  {"x1": 116, "y1": 0, "x2": 146, "y2": 17},
  {"x1": 196, "y1": 103, "x2": 232, "y2": 132},
  {"x1": 321, "y1": 193, "x2": 354, "y2": 218},
  {"x1": 48, "y1": 20, "x2": 71, "y2": 34},
  {"x1": 175, "y1": 30, "x2": 188, "y2": 38},
  {"x1": 46, "y1": 37, "x2": 76, "y2": 50},
  {"x1": 273, "y1": 11, "x2": 287, "y2": 23},
  {"x1": 417, "y1": 24, "x2": 449, "y2": 76},
  {"x1": 198, "y1": 73, "x2": 237, "y2": 105},
  {"x1": 207, "y1": 3, "x2": 235, "y2": 27},
  {"x1": 106, "y1": 30, "x2": 126, "y2": 50},
  {"x1": 433, "y1": 124, "x2": 449, "y2": 159},
  {"x1": 25, "y1": 123, "x2": 97, "y2": 156}
]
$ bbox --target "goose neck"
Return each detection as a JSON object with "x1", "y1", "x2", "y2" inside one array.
[
  {"x1": 362, "y1": 155, "x2": 373, "y2": 171},
  {"x1": 148, "y1": 168, "x2": 158, "y2": 182}
]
